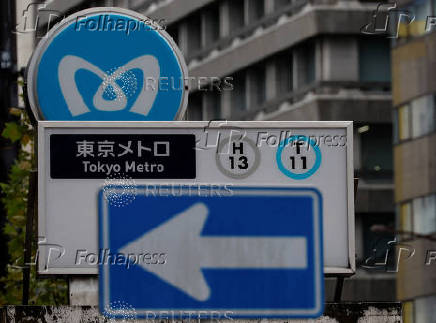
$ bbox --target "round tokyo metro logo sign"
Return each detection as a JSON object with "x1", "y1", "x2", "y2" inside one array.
[{"x1": 26, "y1": 8, "x2": 188, "y2": 121}]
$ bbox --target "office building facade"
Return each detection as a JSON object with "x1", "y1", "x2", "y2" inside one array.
[
  {"x1": 27, "y1": 0, "x2": 396, "y2": 301},
  {"x1": 392, "y1": 0, "x2": 436, "y2": 322}
]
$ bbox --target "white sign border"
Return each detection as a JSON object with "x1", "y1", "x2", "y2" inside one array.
[
  {"x1": 99, "y1": 186, "x2": 324, "y2": 318},
  {"x1": 37, "y1": 121, "x2": 355, "y2": 276}
]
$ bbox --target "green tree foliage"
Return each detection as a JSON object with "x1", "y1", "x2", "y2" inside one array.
[{"x1": 0, "y1": 106, "x2": 67, "y2": 305}]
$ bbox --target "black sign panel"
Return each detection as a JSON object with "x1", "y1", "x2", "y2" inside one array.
[{"x1": 50, "y1": 134, "x2": 196, "y2": 179}]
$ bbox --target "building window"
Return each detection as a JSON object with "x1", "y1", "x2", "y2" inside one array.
[
  {"x1": 414, "y1": 295, "x2": 436, "y2": 323},
  {"x1": 231, "y1": 71, "x2": 247, "y2": 112},
  {"x1": 247, "y1": 64, "x2": 266, "y2": 108},
  {"x1": 187, "y1": 14, "x2": 202, "y2": 54},
  {"x1": 304, "y1": 42, "x2": 315, "y2": 85},
  {"x1": 394, "y1": 95, "x2": 436, "y2": 143},
  {"x1": 398, "y1": 194, "x2": 436, "y2": 238},
  {"x1": 358, "y1": 123, "x2": 393, "y2": 179},
  {"x1": 295, "y1": 41, "x2": 315, "y2": 88},
  {"x1": 187, "y1": 93, "x2": 203, "y2": 120},
  {"x1": 246, "y1": 0, "x2": 264, "y2": 24},
  {"x1": 203, "y1": 2, "x2": 220, "y2": 46},
  {"x1": 205, "y1": 91, "x2": 221, "y2": 120},
  {"x1": 411, "y1": 95, "x2": 436, "y2": 138},
  {"x1": 412, "y1": 195, "x2": 436, "y2": 235},
  {"x1": 360, "y1": 213, "x2": 395, "y2": 270},
  {"x1": 166, "y1": 25, "x2": 179, "y2": 47},
  {"x1": 276, "y1": 51, "x2": 293, "y2": 95},
  {"x1": 359, "y1": 38, "x2": 391, "y2": 82},
  {"x1": 229, "y1": 0, "x2": 245, "y2": 31}
]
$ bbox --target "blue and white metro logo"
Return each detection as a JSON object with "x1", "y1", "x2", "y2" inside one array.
[
  {"x1": 58, "y1": 55, "x2": 160, "y2": 117},
  {"x1": 29, "y1": 11, "x2": 187, "y2": 121},
  {"x1": 99, "y1": 186, "x2": 324, "y2": 318}
]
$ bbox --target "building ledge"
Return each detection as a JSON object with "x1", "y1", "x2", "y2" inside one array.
[
  {"x1": 227, "y1": 82, "x2": 392, "y2": 122},
  {"x1": 189, "y1": 5, "x2": 377, "y2": 78}
]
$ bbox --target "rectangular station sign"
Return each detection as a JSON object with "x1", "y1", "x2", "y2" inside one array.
[{"x1": 38, "y1": 121, "x2": 354, "y2": 278}]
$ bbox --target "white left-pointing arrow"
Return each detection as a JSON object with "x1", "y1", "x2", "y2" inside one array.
[{"x1": 118, "y1": 202, "x2": 307, "y2": 301}]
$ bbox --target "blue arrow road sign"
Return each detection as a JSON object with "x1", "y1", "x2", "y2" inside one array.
[
  {"x1": 27, "y1": 8, "x2": 188, "y2": 121},
  {"x1": 98, "y1": 186, "x2": 324, "y2": 319}
]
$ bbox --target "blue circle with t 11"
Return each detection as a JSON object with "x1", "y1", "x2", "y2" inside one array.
[
  {"x1": 27, "y1": 8, "x2": 188, "y2": 121},
  {"x1": 276, "y1": 135, "x2": 322, "y2": 180}
]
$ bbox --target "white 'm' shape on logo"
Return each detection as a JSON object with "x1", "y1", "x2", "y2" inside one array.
[{"x1": 58, "y1": 55, "x2": 160, "y2": 116}]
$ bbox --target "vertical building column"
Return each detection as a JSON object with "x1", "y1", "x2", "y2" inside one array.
[
  {"x1": 245, "y1": 69, "x2": 255, "y2": 110},
  {"x1": 353, "y1": 128, "x2": 361, "y2": 170},
  {"x1": 292, "y1": 43, "x2": 317, "y2": 89},
  {"x1": 202, "y1": 92, "x2": 221, "y2": 120},
  {"x1": 202, "y1": 6, "x2": 219, "y2": 48},
  {"x1": 219, "y1": 0, "x2": 230, "y2": 38},
  {"x1": 265, "y1": 59, "x2": 277, "y2": 101},
  {"x1": 292, "y1": 48, "x2": 303, "y2": 90},
  {"x1": 202, "y1": 92, "x2": 210, "y2": 120},
  {"x1": 315, "y1": 38, "x2": 323, "y2": 82},
  {"x1": 245, "y1": 0, "x2": 265, "y2": 24},
  {"x1": 201, "y1": 11, "x2": 208, "y2": 49},
  {"x1": 177, "y1": 21, "x2": 189, "y2": 56},
  {"x1": 221, "y1": 88, "x2": 232, "y2": 118},
  {"x1": 244, "y1": 0, "x2": 250, "y2": 25},
  {"x1": 322, "y1": 37, "x2": 359, "y2": 81},
  {"x1": 265, "y1": 0, "x2": 275, "y2": 15}
]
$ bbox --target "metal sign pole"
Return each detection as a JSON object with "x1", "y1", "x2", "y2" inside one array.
[
  {"x1": 22, "y1": 169, "x2": 37, "y2": 305},
  {"x1": 333, "y1": 177, "x2": 359, "y2": 303},
  {"x1": 21, "y1": 80, "x2": 38, "y2": 305}
]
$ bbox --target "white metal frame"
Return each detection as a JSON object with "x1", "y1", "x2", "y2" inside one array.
[{"x1": 38, "y1": 120, "x2": 355, "y2": 276}]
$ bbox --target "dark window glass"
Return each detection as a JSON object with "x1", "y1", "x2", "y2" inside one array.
[
  {"x1": 166, "y1": 25, "x2": 179, "y2": 46},
  {"x1": 359, "y1": 123, "x2": 393, "y2": 179},
  {"x1": 359, "y1": 213, "x2": 396, "y2": 271},
  {"x1": 187, "y1": 93, "x2": 203, "y2": 120},
  {"x1": 359, "y1": 38, "x2": 391, "y2": 82},
  {"x1": 187, "y1": 14, "x2": 202, "y2": 54},
  {"x1": 229, "y1": 0, "x2": 245, "y2": 30},
  {"x1": 276, "y1": 51, "x2": 293, "y2": 94},
  {"x1": 231, "y1": 71, "x2": 247, "y2": 112},
  {"x1": 204, "y1": 3, "x2": 220, "y2": 46},
  {"x1": 247, "y1": 0, "x2": 264, "y2": 23}
]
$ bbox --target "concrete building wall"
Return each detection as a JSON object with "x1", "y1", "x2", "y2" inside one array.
[
  {"x1": 188, "y1": 7, "x2": 375, "y2": 80},
  {"x1": 394, "y1": 133, "x2": 436, "y2": 202},
  {"x1": 397, "y1": 239, "x2": 436, "y2": 301},
  {"x1": 392, "y1": 8, "x2": 436, "y2": 320},
  {"x1": 392, "y1": 36, "x2": 436, "y2": 107}
]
